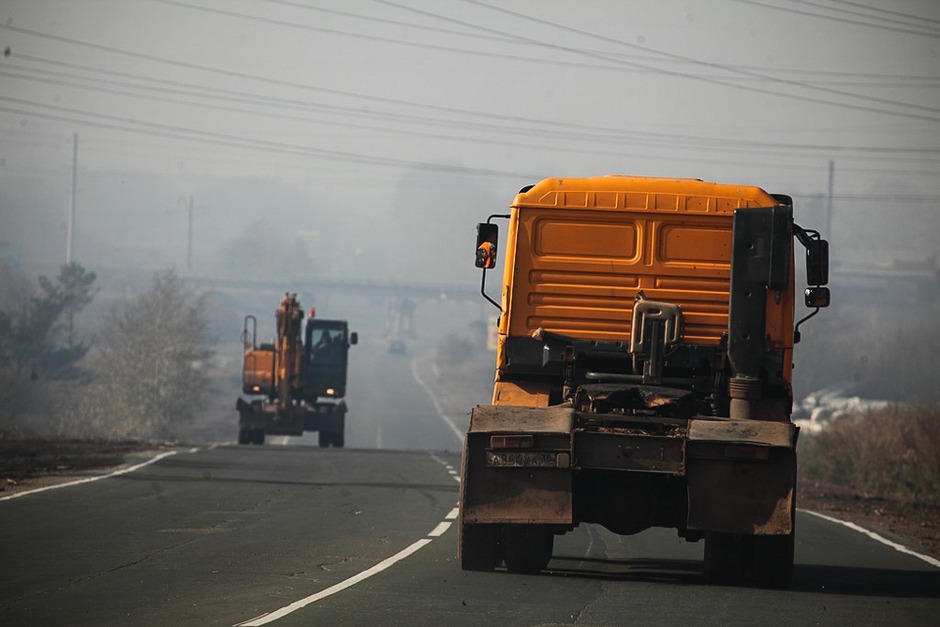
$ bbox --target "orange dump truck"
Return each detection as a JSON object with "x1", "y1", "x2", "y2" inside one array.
[{"x1": 458, "y1": 175, "x2": 830, "y2": 587}]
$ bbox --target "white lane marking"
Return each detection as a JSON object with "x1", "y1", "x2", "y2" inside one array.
[
  {"x1": 801, "y1": 508, "x2": 940, "y2": 569},
  {"x1": 0, "y1": 450, "x2": 182, "y2": 502},
  {"x1": 427, "y1": 453, "x2": 461, "y2": 484},
  {"x1": 410, "y1": 354, "x2": 464, "y2": 443},
  {"x1": 235, "y1": 538, "x2": 434, "y2": 626},
  {"x1": 234, "y1": 453, "x2": 460, "y2": 626}
]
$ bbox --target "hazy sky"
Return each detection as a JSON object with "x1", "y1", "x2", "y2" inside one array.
[{"x1": 1, "y1": 0, "x2": 938, "y2": 277}]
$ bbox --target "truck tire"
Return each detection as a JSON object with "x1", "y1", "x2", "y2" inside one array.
[
  {"x1": 750, "y1": 533, "x2": 794, "y2": 589},
  {"x1": 503, "y1": 524, "x2": 553, "y2": 574},
  {"x1": 704, "y1": 532, "x2": 747, "y2": 585},
  {"x1": 704, "y1": 532, "x2": 793, "y2": 588},
  {"x1": 458, "y1": 521, "x2": 501, "y2": 572}
]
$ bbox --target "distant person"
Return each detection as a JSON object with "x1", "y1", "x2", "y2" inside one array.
[{"x1": 313, "y1": 331, "x2": 333, "y2": 361}]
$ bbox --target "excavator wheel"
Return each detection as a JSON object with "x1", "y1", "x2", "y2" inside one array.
[
  {"x1": 237, "y1": 427, "x2": 265, "y2": 445},
  {"x1": 317, "y1": 415, "x2": 345, "y2": 448}
]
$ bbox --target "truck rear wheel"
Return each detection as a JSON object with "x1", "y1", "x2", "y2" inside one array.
[
  {"x1": 503, "y1": 524, "x2": 554, "y2": 574},
  {"x1": 704, "y1": 532, "x2": 747, "y2": 585},
  {"x1": 751, "y1": 534, "x2": 794, "y2": 588},
  {"x1": 704, "y1": 532, "x2": 794, "y2": 588},
  {"x1": 459, "y1": 521, "x2": 502, "y2": 571}
]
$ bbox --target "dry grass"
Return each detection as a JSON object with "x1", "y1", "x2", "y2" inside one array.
[{"x1": 799, "y1": 404, "x2": 940, "y2": 506}]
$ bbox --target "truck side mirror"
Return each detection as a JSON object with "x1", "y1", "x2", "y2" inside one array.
[
  {"x1": 805, "y1": 286, "x2": 830, "y2": 308},
  {"x1": 349, "y1": 332, "x2": 358, "y2": 346},
  {"x1": 806, "y1": 239, "x2": 829, "y2": 286},
  {"x1": 475, "y1": 223, "x2": 499, "y2": 269}
]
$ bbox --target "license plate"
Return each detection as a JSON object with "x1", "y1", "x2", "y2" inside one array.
[{"x1": 486, "y1": 450, "x2": 557, "y2": 468}]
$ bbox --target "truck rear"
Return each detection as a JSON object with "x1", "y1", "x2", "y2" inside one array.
[{"x1": 458, "y1": 175, "x2": 830, "y2": 587}]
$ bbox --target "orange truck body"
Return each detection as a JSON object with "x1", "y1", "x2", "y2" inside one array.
[{"x1": 459, "y1": 175, "x2": 829, "y2": 587}]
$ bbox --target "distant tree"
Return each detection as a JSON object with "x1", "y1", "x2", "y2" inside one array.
[
  {"x1": 34, "y1": 262, "x2": 98, "y2": 377},
  {"x1": 85, "y1": 270, "x2": 214, "y2": 439},
  {"x1": 0, "y1": 262, "x2": 97, "y2": 428},
  {"x1": 39, "y1": 262, "x2": 98, "y2": 350},
  {"x1": 0, "y1": 262, "x2": 97, "y2": 378}
]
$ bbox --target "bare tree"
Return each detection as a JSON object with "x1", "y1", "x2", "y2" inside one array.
[{"x1": 84, "y1": 270, "x2": 213, "y2": 439}]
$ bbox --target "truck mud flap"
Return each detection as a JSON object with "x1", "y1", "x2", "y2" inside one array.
[
  {"x1": 686, "y1": 419, "x2": 797, "y2": 535},
  {"x1": 460, "y1": 405, "x2": 574, "y2": 525}
]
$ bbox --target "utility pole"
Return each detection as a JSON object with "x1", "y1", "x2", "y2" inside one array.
[
  {"x1": 187, "y1": 195, "x2": 194, "y2": 274},
  {"x1": 66, "y1": 132, "x2": 78, "y2": 264},
  {"x1": 825, "y1": 159, "x2": 834, "y2": 240}
]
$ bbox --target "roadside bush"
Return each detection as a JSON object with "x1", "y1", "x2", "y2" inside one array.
[
  {"x1": 62, "y1": 270, "x2": 214, "y2": 440},
  {"x1": 799, "y1": 404, "x2": 940, "y2": 505}
]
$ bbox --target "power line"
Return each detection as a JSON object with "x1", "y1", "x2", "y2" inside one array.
[
  {"x1": 444, "y1": 0, "x2": 940, "y2": 120},
  {"x1": 140, "y1": 0, "x2": 940, "y2": 122},
  {"x1": 5, "y1": 7, "x2": 940, "y2": 132},
  {"x1": 6, "y1": 54, "x2": 939, "y2": 164},
  {"x1": 828, "y1": 0, "x2": 940, "y2": 26},
  {"x1": 0, "y1": 96, "x2": 543, "y2": 180},
  {"x1": 730, "y1": 0, "x2": 940, "y2": 37},
  {"x1": 2, "y1": 8, "x2": 938, "y2": 182},
  {"x1": 799, "y1": 0, "x2": 940, "y2": 31},
  {"x1": 259, "y1": 0, "x2": 940, "y2": 87}
]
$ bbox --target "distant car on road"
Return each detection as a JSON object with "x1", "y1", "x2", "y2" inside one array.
[{"x1": 387, "y1": 339, "x2": 406, "y2": 355}]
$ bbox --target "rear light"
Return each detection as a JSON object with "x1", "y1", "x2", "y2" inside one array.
[
  {"x1": 325, "y1": 388, "x2": 336, "y2": 396},
  {"x1": 490, "y1": 434, "x2": 534, "y2": 449}
]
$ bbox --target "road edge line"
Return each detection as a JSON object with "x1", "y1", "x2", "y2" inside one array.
[
  {"x1": 0, "y1": 449, "x2": 183, "y2": 502},
  {"x1": 410, "y1": 352, "x2": 464, "y2": 444},
  {"x1": 800, "y1": 508, "x2": 940, "y2": 568},
  {"x1": 235, "y1": 537, "x2": 435, "y2": 626}
]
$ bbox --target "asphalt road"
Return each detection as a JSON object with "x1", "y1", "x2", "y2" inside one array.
[{"x1": 2, "y1": 334, "x2": 938, "y2": 625}]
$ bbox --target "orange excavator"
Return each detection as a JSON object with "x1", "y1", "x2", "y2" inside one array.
[{"x1": 237, "y1": 293, "x2": 357, "y2": 447}]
